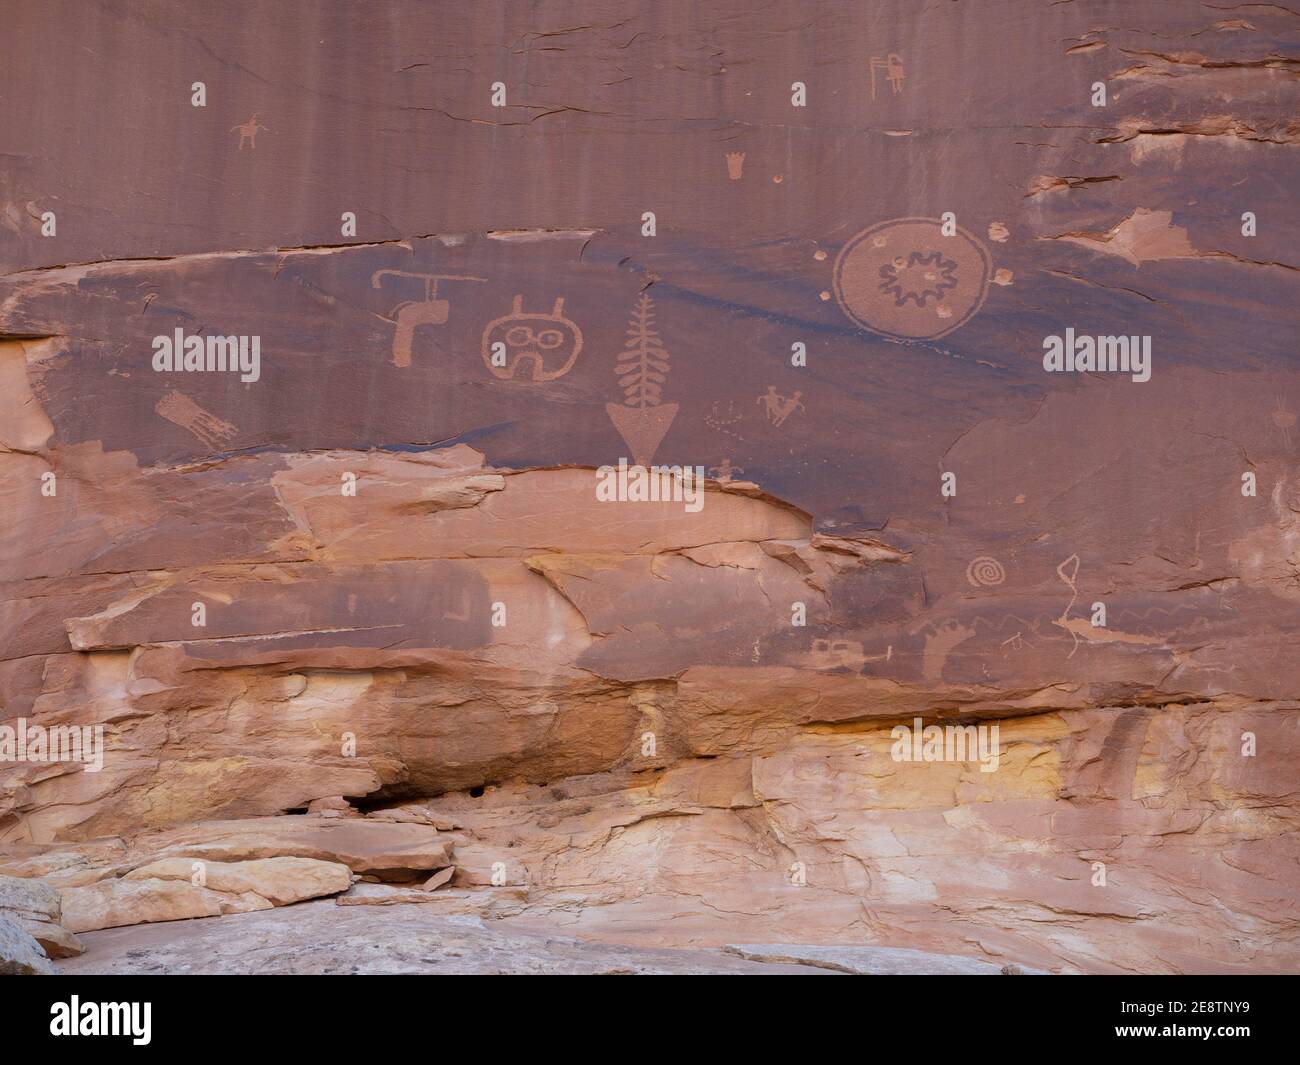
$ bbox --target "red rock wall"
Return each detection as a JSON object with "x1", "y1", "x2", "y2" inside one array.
[{"x1": 1, "y1": 0, "x2": 1298, "y2": 973}]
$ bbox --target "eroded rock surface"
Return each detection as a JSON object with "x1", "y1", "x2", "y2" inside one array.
[
  {"x1": 0, "y1": 873, "x2": 81, "y2": 957},
  {"x1": 723, "y1": 944, "x2": 1042, "y2": 976},
  {"x1": 62, "y1": 856, "x2": 354, "y2": 933},
  {"x1": 1, "y1": 1, "x2": 1298, "y2": 975},
  {"x1": 0, "y1": 912, "x2": 55, "y2": 975},
  {"x1": 55, "y1": 901, "x2": 847, "y2": 975}
]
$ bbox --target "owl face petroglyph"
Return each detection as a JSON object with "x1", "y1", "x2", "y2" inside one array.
[{"x1": 480, "y1": 296, "x2": 583, "y2": 382}]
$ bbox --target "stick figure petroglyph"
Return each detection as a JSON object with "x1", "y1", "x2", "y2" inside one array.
[
  {"x1": 758, "y1": 386, "x2": 805, "y2": 427},
  {"x1": 231, "y1": 114, "x2": 269, "y2": 149},
  {"x1": 709, "y1": 458, "x2": 744, "y2": 483},
  {"x1": 779, "y1": 391, "x2": 806, "y2": 426},
  {"x1": 870, "y1": 54, "x2": 905, "y2": 99}
]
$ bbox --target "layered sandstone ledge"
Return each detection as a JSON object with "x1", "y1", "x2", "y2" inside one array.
[{"x1": 0, "y1": 451, "x2": 1294, "y2": 974}]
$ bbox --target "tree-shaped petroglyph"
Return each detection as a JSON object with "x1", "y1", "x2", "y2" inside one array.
[
  {"x1": 615, "y1": 291, "x2": 671, "y2": 409},
  {"x1": 606, "y1": 285, "x2": 679, "y2": 466}
]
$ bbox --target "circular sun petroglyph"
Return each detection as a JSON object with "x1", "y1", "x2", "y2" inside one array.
[{"x1": 832, "y1": 218, "x2": 992, "y2": 339}]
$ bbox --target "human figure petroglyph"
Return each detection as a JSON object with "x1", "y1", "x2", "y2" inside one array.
[
  {"x1": 231, "y1": 114, "x2": 269, "y2": 149},
  {"x1": 371, "y1": 270, "x2": 487, "y2": 368},
  {"x1": 709, "y1": 458, "x2": 743, "y2": 483},
  {"x1": 776, "y1": 390, "x2": 805, "y2": 426},
  {"x1": 870, "y1": 54, "x2": 905, "y2": 99},
  {"x1": 758, "y1": 387, "x2": 805, "y2": 427},
  {"x1": 920, "y1": 586, "x2": 1197, "y2": 670},
  {"x1": 888, "y1": 55, "x2": 905, "y2": 94}
]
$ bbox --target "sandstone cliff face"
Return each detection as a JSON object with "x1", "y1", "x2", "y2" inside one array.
[{"x1": 1, "y1": 1, "x2": 1298, "y2": 974}]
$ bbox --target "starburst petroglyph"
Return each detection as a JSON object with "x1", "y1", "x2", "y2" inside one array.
[
  {"x1": 878, "y1": 250, "x2": 959, "y2": 307},
  {"x1": 831, "y1": 218, "x2": 992, "y2": 339}
]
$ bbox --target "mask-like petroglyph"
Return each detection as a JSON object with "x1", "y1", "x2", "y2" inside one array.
[
  {"x1": 371, "y1": 270, "x2": 487, "y2": 368},
  {"x1": 606, "y1": 286, "x2": 677, "y2": 465},
  {"x1": 831, "y1": 218, "x2": 992, "y2": 339},
  {"x1": 481, "y1": 296, "x2": 583, "y2": 382},
  {"x1": 726, "y1": 152, "x2": 745, "y2": 180}
]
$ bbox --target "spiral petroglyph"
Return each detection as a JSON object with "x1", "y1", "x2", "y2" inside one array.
[
  {"x1": 965, "y1": 556, "x2": 1007, "y2": 588},
  {"x1": 4, "y1": 0, "x2": 1296, "y2": 988}
]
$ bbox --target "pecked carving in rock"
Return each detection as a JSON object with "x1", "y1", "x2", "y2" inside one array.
[{"x1": 1, "y1": 0, "x2": 1298, "y2": 975}]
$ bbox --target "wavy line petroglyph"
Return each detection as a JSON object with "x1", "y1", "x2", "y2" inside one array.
[{"x1": 1053, "y1": 554, "x2": 1163, "y2": 656}]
